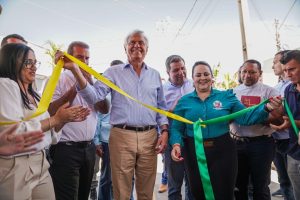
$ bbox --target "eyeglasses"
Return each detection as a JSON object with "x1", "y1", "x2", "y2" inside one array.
[{"x1": 23, "y1": 59, "x2": 41, "y2": 69}]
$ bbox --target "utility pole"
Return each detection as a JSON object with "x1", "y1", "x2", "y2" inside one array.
[
  {"x1": 237, "y1": 0, "x2": 250, "y2": 61},
  {"x1": 274, "y1": 19, "x2": 281, "y2": 52}
]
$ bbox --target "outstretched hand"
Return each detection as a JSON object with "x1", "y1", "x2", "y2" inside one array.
[{"x1": 0, "y1": 124, "x2": 44, "y2": 156}]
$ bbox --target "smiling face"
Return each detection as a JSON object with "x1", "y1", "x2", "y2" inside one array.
[
  {"x1": 168, "y1": 60, "x2": 186, "y2": 86},
  {"x1": 192, "y1": 64, "x2": 213, "y2": 93},
  {"x1": 20, "y1": 50, "x2": 37, "y2": 84},
  {"x1": 124, "y1": 32, "x2": 148, "y2": 63}
]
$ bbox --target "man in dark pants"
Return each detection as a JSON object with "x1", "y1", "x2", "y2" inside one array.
[
  {"x1": 271, "y1": 50, "x2": 295, "y2": 200},
  {"x1": 48, "y1": 41, "x2": 108, "y2": 200},
  {"x1": 231, "y1": 59, "x2": 279, "y2": 200},
  {"x1": 163, "y1": 55, "x2": 194, "y2": 199},
  {"x1": 272, "y1": 50, "x2": 300, "y2": 200}
]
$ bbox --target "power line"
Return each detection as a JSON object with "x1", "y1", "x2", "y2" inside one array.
[
  {"x1": 279, "y1": 0, "x2": 297, "y2": 30},
  {"x1": 188, "y1": 0, "x2": 213, "y2": 34},
  {"x1": 173, "y1": 0, "x2": 198, "y2": 41},
  {"x1": 249, "y1": 0, "x2": 274, "y2": 37},
  {"x1": 190, "y1": 0, "x2": 220, "y2": 35}
]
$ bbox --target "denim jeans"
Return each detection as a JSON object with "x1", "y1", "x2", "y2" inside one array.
[
  {"x1": 98, "y1": 142, "x2": 113, "y2": 200},
  {"x1": 287, "y1": 155, "x2": 300, "y2": 200},
  {"x1": 161, "y1": 153, "x2": 168, "y2": 185},
  {"x1": 98, "y1": 142, "x2": 134, "y2": 200},
  {"x1": 274, "y1": 139, "x2": 295, "y2": 200},
  {"x1": 165, "y1": 145, "x2": 193, "y2": 200},
  {"x1": 234, "y1": 136, "x2": 275, "y2": 200}
]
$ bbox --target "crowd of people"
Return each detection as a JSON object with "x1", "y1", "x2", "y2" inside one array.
[{"x1": 0, "y1": 31, "x2": 299, "y2": 200}]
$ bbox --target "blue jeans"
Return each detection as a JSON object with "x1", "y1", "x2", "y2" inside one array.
[
  {"x1": 98, "y1": 142, "x2": 134, "y2": 200},
  {"x1": 274, "y1": 139, "x2": 295, "y2": 200},
  {"x1": 98, "y1": 142, "x2": 113, "y2": 200},
  {"x1": 234, "y1": 136, "x2": 275, "y2": 200},
  {"x1": 161, "y1": 153, "x2": 168, "y2": 185},
  {"x1": 287, "y1": 155, "x2": 300, "y2": 200},
  {"x1": 165, "y1": 145, "x2": 193, "y2": 200}
]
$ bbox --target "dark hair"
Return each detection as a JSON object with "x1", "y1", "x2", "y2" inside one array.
[
  {"x1": 124, "y1": 29, "x2": 148, "y2": 47},
  {"x1": 67, "y1": 41, "x2": 89, "y2": 55},
  {"x1": 192, "y1": 61, "x2": 213, "y2": 77},
  {"x1": 280, "y1": 50, "x2": 300, "y2": 65},
  {"x1": 0, "y1": 43, "x2": 40, "y2": 109},
  {"x1": 242, "y1": 59, "x2": 262, "y2": 71},
  {"x1": 165, "y1": 55, "x2": 185, "y2": 72},
  {"x1": 110, "y1": 60, "x2": 124, "y2": 66},
  {"x1": 275, "y1": 50, "x2": 290, "y2": 57},
  {"x1": 1, "y1": 34, "x2": 27, "y2": 47}
]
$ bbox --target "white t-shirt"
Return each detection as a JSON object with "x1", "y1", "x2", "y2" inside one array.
[{"x1": 230, "y1": 82, "x2": 279, "y2": 137}]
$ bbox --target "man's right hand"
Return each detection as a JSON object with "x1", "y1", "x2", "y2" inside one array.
[{"x1": 55, "y1": 50, "x2": 78, "y2": 71}]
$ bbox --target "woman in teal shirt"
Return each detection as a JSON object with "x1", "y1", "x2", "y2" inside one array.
[{"x1": 170, "y1": 61, "x2": 281, "y2": 200}]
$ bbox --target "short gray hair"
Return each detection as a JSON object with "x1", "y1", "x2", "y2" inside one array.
[{"x1": 124, "y1": 30, "x2": 148, "y2": 47}]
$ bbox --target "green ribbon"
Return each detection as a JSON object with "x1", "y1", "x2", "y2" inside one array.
[
  {"x1": 194, "y1": 120, "x2": 215, "y2": 200},
  {"x1": 192, "y1": 99, "x2": 269, "y2": 200},
  {"x1": 284, "y1": 99, "x2": 299, "y2": 136}
]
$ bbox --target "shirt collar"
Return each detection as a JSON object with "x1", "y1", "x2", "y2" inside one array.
[
  {"x1": 169, "y1": 78, "x2": 189, "y2": 88},
  {"x1": 288, "y1": 83, "x2": 298, "y2": 93},
  {"x1": 191, "y1": 87, "x2": 220, "y2": 98},
  {"x1": 241, "y1": 82, "x2": 260, "y2": 89},
  {"x1": 123, "y1": 62, "x2": 148, "y2": 70}
]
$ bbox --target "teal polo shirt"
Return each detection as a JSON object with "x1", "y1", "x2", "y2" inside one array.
[{"x1": 170, "y1": 89, "x2": 269, "y2": 146}]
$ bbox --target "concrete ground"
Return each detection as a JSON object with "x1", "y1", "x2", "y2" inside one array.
[{"x1": 92, "y1": 154, "x2": 285, "y2": 200}]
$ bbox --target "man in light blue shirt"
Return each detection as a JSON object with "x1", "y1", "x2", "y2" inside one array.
[
  {"x1": 161, "y1": 55, "x2": 194, "y2": 199},
  {"x1": 62, "y1": 30, "x2": 169, "y2": 199}
]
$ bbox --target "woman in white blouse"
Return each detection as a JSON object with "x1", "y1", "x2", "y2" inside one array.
[{"x1": 0, "y1": 43, "x2": 90, "y2": 200}]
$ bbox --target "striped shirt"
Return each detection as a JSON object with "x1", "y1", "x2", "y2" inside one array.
[{"x1": 78, "y1": 63, "x2": 168, "y2": 126}]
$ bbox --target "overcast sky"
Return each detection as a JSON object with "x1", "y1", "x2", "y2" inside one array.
[{"x1": 0, "y1": 0, "x2": 299, "y2": 85}]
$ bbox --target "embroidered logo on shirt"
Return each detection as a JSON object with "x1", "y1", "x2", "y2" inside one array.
[{"x1": 213, "y1": 100, "x2": 222, "y2": 110}]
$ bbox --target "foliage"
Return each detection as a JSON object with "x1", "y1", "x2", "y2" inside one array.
[
  {"x1": 44, "y1": 40, "x2": 63, "y2": 68},
  {"x1": 212, "y1": 63, "x2": 239, "y2": 89}
]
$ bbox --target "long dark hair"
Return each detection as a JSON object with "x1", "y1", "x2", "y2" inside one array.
[{"x1": 0, "y1": 43, "x2": 40, "y2": 109}]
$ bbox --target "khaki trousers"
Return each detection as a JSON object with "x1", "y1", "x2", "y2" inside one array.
[
  {"x1": 0, "y1": 151, "x2": 55, "y2": 200},
  {"x1": 109, "y1": 127, "x2": 157, "y2": 200}
]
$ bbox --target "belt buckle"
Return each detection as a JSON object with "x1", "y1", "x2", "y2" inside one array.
[
  {"x1": 65, "y1": 142, "x2": 73, "y2": 146},
  {"x1": 204, "y1": 141, "x2": 214, "y2": 147}
]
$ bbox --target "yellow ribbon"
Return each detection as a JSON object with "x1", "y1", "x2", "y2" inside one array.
[
  {"x1": 0, "y1": 52, "x2": 193, "y2": 125},
  {"x1": 63, "y1": 52, "x2": 193, "y2": 124}
]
